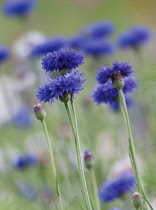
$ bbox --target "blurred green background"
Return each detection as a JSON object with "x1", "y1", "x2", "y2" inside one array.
[{"x1": 0, "y1": 0, "x2": 156, "y2": 210}]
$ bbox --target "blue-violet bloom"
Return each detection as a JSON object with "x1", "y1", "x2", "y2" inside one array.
[
  {"x1": 36, "y1": 70, "x2": 86, "y2": 103},
  {"x1": 82, "y1": 39, "x2": 114, "y2": 57},
  {"x1": 118, "y1": 26, "x2": 151, "y2": 50},
  {"x1": 41, "y1": 49, "x2": 84, "y2": 73},
  {"x1": 3, "y1": 0, "x2": 36, "y2": 17},
  {"x1": 0, "y1": 46, "x2": 10, "y2": 63},
  {"x1": 96, "y1": 61, "x2": 133, "y2": 85},
  {"x1": 82, "y1": 21, "x2": 114, "y2": 38},
  {"x1": 92, "y1": 76, "x2": 137, "y2": 109},
  {"x1": 31, "y1": 36, "x2": 68, "y2": 57},
  {"x1": 99, "y1": 172, "x2": 136, "y2": 202}
]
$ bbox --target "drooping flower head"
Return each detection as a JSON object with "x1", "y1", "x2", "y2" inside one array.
[
  {"x1": 81, "y1": 39, "x2": 114, "y2": 57},
  {"x1": 92, "y1": 76, "x2": 137, "y2": 110},
  {"x1": 0, "y1": 46, "x2": 10, "y2": 63},
  {"x1": 36, "y1": 70, "x2": 86, "y2": 104},
  {"x1": 118, "y1": 26, "x2": 151, "y2": 50},
  {"x1": 3, "y1": 0, "x2": 37, "y2": 17},
  {"x1": 31, "y1": 36, "x2": 68, "y2": 57},
  {"x1": 41, "y1": 49, "x2": 84, "y2": 73},
  {"x1": 82, "y1": 21, "x2": 114, "y2": 38},
  {"x1": 99, "y1": 172, "x2": 136, "y2": 202},
  {"x1": 96, "y1": 61, "x2": 133, "y2": 89}
]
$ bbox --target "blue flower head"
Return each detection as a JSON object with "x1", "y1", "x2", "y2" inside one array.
[
  {"x1": 36, "y1": 70, "x2": 86, "y2": 103},
  {"x1": 69, "y1": 34, "x2": 88, "y2": 50},
  {"x1": 118, "y1": 26, "x2": 151, "y2": 50},
  {"x1": 41, "y1": 49, "x2": 84, "y2": 73},
  {"x1": 31, "y1": 36, "x2": 68, "y2": 57},
  {"x1": 99, "y1": 172, "x2": 136, "y2": 202},
  {"x1": 3, "y1": 0, "x2": 36, "y2": 17},
  {"x1": 82, "y1": 39, "x2": 114, "y2": 57},
  {"x1": 92, "y1": 76, "x2": 137, "y2": 109},
  {"x1": 83, "y1": 21, "x2": 114, "y2": 38},
  {"x1": 0, "y1": 46, "x2": 10, "y2": 63},
  {"x1": 96, "y1": 61, "x2": 133, "y2": 85},
  {"x1": 13, "y1": 154, "x2": 37, "y2": 169}
]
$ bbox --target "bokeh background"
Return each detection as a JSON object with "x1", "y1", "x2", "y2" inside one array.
[{"x1": 0, "y1": 0, "x2": 156, "y2": 209}]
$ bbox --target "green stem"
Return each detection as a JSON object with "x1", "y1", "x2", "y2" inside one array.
[
  {"x1": 41, "y1": 120, "x2": 63, "y2": 210},
  {"x1": 64, "y1": 102, "x2": 92, "y2": 210},
  {"x1": 119, "y1": 89, "x2": 153, "y2": 210},
  {"x1": 90, "y1": 169, "x2": 101, "y2": 210}
]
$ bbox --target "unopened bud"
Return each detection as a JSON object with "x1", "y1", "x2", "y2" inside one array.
[
  {"x1": 84, "y1": 150, "x2": 94, "y2": 170},
  {"x1": 33, "y1": 104, "x2": 46, "y2": 121},
  {"x1": 132, "y1": 192, "x2": 142, "y2": 209}
]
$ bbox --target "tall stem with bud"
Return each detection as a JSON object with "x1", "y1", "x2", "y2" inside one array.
[{"x1": 34, "y1": 104, "x2": 63, "y2": 210}]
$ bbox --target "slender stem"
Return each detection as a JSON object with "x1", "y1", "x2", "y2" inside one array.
[
  {"x1": 64, "y1": 102, "x2": 92, "y2": 210},
  {"x1": 119, "y1": 89, "x2": 153, "y2": 210},
  {"x1": 90, "y1": 169, "x2": 101, "y2": 210},
  {"x1": 41, "y1": 120, "x2": 63, "y2": 210}
]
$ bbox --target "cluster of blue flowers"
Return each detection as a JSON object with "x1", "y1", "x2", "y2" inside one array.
[
  {"x1": 27, "y1": 20, "x2": 151, "y2": 59},
  {"x1": 0, "y1": 46, "x2": 10, "y2": 63},
  {"x1": 3, "y1": 0, "x2": 36, "y2": 17},
  {"x1": 99, "y1": 172, "x2": 136, "y2": 202},
  {"x1": 92, "y1": 61, "x2": 138, "y2": 110},
  {"x1": 31, "y1": 36, "x2": 68, "y2": 57},
  {"x1": 36, "y1": 49, "x2": 86, "y2": 104},
  {"x1": 118, "y1": 26, "x2": 151, "y2": 50}
]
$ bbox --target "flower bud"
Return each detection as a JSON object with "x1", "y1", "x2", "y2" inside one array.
[
  {"x1": 84, "y1": 150, "x2": 94, "y2": 170},
  {"x1": 132, "y1": 192, "x2": 142, "y2": 209},
  {"x1": 33, "y1": 104, "x2": 46, "y2": 121}
]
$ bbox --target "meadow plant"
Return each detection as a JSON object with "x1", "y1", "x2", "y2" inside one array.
[
  {"x1": 36, "y1": 49, "x2": 92, "y2": 210},
  {"x1": 93, "y1": 61, "x2": 154, "y2": 210},
  {"x1": 34, "y1": 103, "x2": 63, "y2": 210}
]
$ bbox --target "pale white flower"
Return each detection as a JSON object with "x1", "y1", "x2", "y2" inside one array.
[{"x1": 13, "y1": 31, "x2": 46, "y2": 60}]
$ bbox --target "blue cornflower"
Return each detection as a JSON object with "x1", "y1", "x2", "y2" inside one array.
[
  {"x1": 31, "y1": 36, "x2": 68, "y2": 57},
  {"x1": 3, "y1": 0, "x2": 36, "y2": 17},
  {"x1": 92, "y1": 76, "x2": 137, "y2": 109},
  {"x1": 13, "y1": 154, "x2": 37, "y2": 169},
  {"x1": 36, "y1": 70, "x2": 86, "y2": 103},
  {"x1": 83, "y1": 21, "x2": 114, "y2": 38},
  {"x1": 96, "y1": 61, "x2": 133, "y2": 85},
  {"x1": 69, "y1": 34, "x2": 88, "y2": 50},
  {"x1": 41, "y1": 49, "x2": 84, "y2": 73},
  {"x1": 99, "y1": 172, "x2": 136, "y2": 202},
  {"x1": 82, "y1": 39, "x2": 114, "y2": 57},
  {"x1": 118, "y1": 26, "x2": 151, "y2": 50},
  {"x1": 0, "y1": 46, "x2": 10, "y2": 63}
]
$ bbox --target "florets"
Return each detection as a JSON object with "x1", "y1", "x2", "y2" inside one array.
[
  {"x1": 97, "y1": 61, "x2": 133, "y2": 86},
  {"x1": 98, "y1": 172, "x2": 136, "y2": 202},
  {"x1": 3, "y1": 0, "x2": 36, "y2": 17},
  {"x1": 118, "y1": 26, "x2": 151, "y2": 50},
  {"x1": 0, "y1": 46, "x2": 10, "y2": 63},
  {"x1": 41, "y1": 49, "x2": 84, "y2": 73},
  {"x1": 36, "y1": 70, "x2": 86, "y2": 103}
]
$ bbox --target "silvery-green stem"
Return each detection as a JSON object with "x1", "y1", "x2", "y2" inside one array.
[
  {"x1": 119, "y1": 89, "x2": 153, "y2": 210},
  {"x1": 64, "y1": 101, "x2": 92, "y2": 210},
  {"x1": 90, "y1": 169, "x2": 101, "y2": 210},
  {"x1": 41, "y1": 120, "x2": 63, "y2": 210}
]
